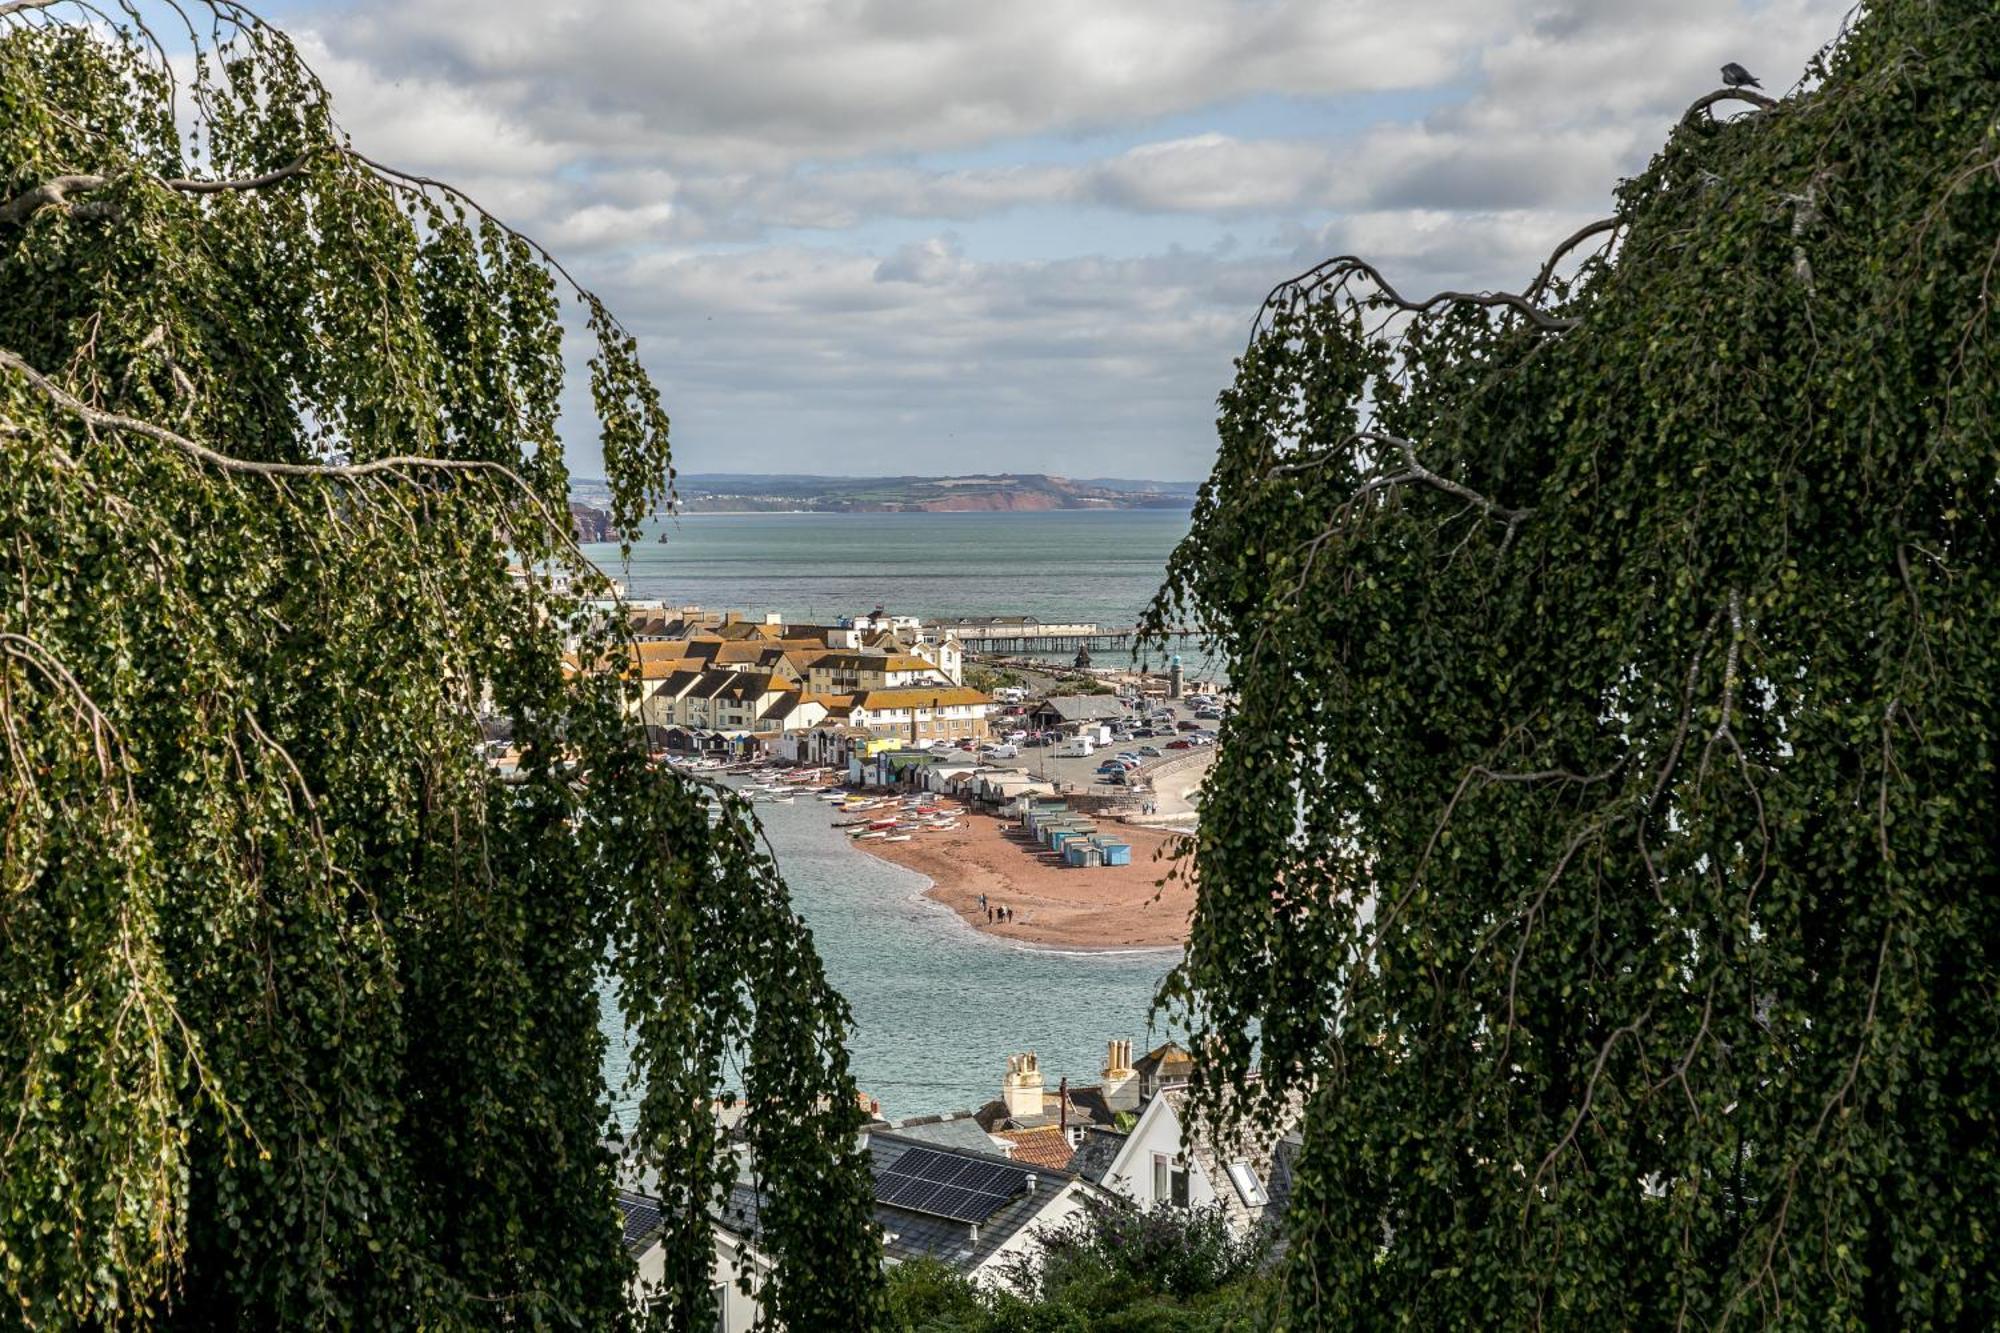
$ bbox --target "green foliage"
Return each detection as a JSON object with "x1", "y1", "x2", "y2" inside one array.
[
  {"x1": 964, "y1": 665, "x2": 1025, "y2": 694},
  {"x1": 0, "y1": 5, "x2": 882, "y2": 1329},
  {"x1": 885, "y1": 1205, "x2": 1278, "y2": 1332},
  {"x1": 1149, "y1": 3, "x2": 2000, "y2": 1327}
]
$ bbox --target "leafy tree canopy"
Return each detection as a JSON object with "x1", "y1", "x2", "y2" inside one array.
[
  {"x1": 0, "y1": 3, "x2": 882, "y2": 1327},
  {"x1": 1151, "y1": 2, "x2": 2000, "y2": 1326}
]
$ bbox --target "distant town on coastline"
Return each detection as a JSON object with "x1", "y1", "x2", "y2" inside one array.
[{"x1": 569, "y1": 472, "x2": 1199, "y2": 525}]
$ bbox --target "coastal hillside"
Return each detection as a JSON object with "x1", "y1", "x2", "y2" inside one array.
[{"x1": 573, "y1": 472, "x2": 1197, "y2": 515}]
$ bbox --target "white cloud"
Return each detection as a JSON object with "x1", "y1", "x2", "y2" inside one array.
[{"x1": 278, "y1": 0, "x2": 1853, "y2": 477}]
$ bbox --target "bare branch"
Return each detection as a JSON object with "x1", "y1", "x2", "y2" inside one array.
[
  {"x1": 1253, "y1": 254, "x2": 1580, "y2": 352},
  {"x1": 0, "y1": 347, "x2": 569, "y2": 541},
  {"x1": 0, "y1": 155, "x2": 314, "y2": 226},
  {"x1": 1527, "y1": 217, "x2": 1621, "y2": 302},
  {"x1": 1681, "y1": 87, "x2": 1780, "y2": 125}
]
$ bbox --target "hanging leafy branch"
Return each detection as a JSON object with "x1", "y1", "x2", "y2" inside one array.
[
  {"x1": 0, "y1": 3, "x2": 883, "y2": 1328},
  {"x1": 1148, "y1": 2, "x2": 2000, "y2": 1327}
]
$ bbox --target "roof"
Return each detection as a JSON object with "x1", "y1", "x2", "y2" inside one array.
[
  {"x1": 1032, "y1": 695, "x2": 1128, "y2": 722},
  {"x1": 871, "y1": 1113, "x2": 1004, "y2": 1156},
  {"x1": 759, "y1": 694, "x2": 806, "y2": 722},
  {"x1": 866, "y1": 1131, "x2": 1083, "y2": 1272},
  {"x1": 924, "y1": 615, "x2": 1038, "y2": 628},
  {"x1": 616, "y1": 1189, "x2": 665, "y2": 1256},
  {"x1": 1134, "y1": 1042, "x2": 1195, "y2": 1084},
  {"x1": 651, "y1": 669, "x2": 705, "y2": 697},
  {"x1": 994, "y1": 1126, "x2": 1075, "y2": 1171},
  {"x1": 974, "y1": 1082, "x2": 1118, "y2": 1133},
  {"x1": 1067, "y1": 1128, "x2": 1128, "y2": 1185},
  {"x1": 853, "y1": 687, "x2": 992, "y2": 711},
  {"x1": 1155, "y1": 1084, "x2": 1307, "y2": 1236}
]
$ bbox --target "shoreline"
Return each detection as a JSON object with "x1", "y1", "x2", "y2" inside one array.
[{"x1": 839, "y1": 797, "x2": 1195, "y2": 952}]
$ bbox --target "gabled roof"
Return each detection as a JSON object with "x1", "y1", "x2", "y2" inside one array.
[
  {"x1": 1156, "y1": 1084, "x2": 1306, "y2": 1236},
  {"x1": 759, "y1": 693, "x2": 813, "y2": 722},
  {"x1": 710, "y1": 672, "x2": 781, "y2": 703},
  {"x1": 651, "y1": 668, "x2": 705, "y2": 697},
  {"x1": 1032, "y1": 695, "x2": 1128, "y2": 722}
]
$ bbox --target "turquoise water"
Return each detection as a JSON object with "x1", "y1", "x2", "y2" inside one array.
[
  {"x1": 590, "y1": 510, "x2": 1197, "y2": 1118},
  {"x1": 602, "y1": 789, "x2": 1184, "y2": 1122}
]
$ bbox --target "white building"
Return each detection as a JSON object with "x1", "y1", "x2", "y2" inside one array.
[{"x1": 1093, "y1": 1084, "x2": 1302, "y2": 1237}]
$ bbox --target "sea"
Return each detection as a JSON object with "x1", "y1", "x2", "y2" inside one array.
[
  {"x1": 585, "y1": 508, "x2": 1218, "y2": 674},
  {"x1": 584, "y1": 508, "x2": 1198, "y2": 1121}
]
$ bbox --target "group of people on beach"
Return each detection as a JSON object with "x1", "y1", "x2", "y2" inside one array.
[{"x1": 977, "y1": 892, "x2": 1014, "y2": 926}]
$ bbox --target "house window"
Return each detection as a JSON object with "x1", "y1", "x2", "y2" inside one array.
[{"x1": 1152, "y1": 1153, "x2": 1189, "y2": 1207}]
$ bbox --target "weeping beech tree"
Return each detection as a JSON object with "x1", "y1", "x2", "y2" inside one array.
[
  {"x1": 0, "y1": 4, "x2": 883, "y2": 1328},
  {"x1": 1150, "y1": 3, "x2": 2000, "y2": 1327}
]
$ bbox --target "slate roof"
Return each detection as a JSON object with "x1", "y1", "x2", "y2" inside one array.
[
  {"x1": 1158, "y1": 1085, "x2": 1307, "y2": 1236},
  {"x1": 972, "y1": 1082, "x2": 1118, "y2": 1134},
  {"x1": 1031, "y1": 695, "x2": 1129, "y2": 723},
  {"x1": 869, "y1": 1113, "x2": 1004, "y2": 1156},
  {"x1": 1067, "y1": 1127, "x2": 1128, "y2": 1185},
  {"x1": 693, "y1": 1133, "x2": 1094, "y2": 1276},
  {"x1": 867, "y1": 1131, "x2": 1082, "y2": 1272},
  {"x1": 1134, "y1": 1042, "x2": 1195, "y2": 1087}
]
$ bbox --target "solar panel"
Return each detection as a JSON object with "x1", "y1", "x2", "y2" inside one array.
[
  {"x1": 872, "y1": 1146, "x2": 1028, "y2": 1223},
  {"x1": 946, "y1": 1161, "x2": 1020, "y2": 1194}
]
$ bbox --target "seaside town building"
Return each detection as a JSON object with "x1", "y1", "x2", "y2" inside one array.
[
  {"x1": 618, "y1": 1126, "x2": 1110, "y2": 1325},
  {"x1": 607, "y1": 603, "x2": 990, "y2": 755}
]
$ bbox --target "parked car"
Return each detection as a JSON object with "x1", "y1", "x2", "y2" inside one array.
[
  {"x1": 1139, "y1": 745, "x2": 1161, "y2": 758},
  {"x1": 1176, "y1": 720, "x2": 1201, "y2": 732},
  {"x1": 986, "y1": 743, "x2": 1020, "y2": 759},
  {"x1": 1166, "y1": 739, "x2": 1195, "y2": 750},
  {"x1": 1101, "y1": 771, "x2": 1128, "y2": 785}
]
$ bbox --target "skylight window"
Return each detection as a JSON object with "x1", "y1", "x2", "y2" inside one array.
[{"x1": 1225, "y1": 1161, "x2": 1268, "y2": 1208}]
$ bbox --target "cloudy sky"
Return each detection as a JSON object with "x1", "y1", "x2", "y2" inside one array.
[{"x1": 271, "y1": 0, "x2": 1850, "y2": 481}]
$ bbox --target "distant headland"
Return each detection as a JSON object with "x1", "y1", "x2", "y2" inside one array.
[{"x1": 571, "y1": 471, "x2": 1199, "y2": 518}]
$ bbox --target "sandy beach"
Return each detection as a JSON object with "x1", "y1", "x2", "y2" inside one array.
[{"x1": 843, "y1": 798, "x2": 1196, "y2": 950}]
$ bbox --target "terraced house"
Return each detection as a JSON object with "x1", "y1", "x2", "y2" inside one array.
[{"x1": 848, "y1": 686, "x2": 994, "y2": 744}]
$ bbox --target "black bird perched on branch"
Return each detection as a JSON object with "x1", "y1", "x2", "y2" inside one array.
[{"x1": 1720, "y1": 62, "x2": 1762, "y2": 88}]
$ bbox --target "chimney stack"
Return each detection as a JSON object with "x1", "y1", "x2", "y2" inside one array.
[
  {"x1": 1102, "y1": 1038, "x2": 1140, "y2": 1113},
  {"x1": 1002, "y1": 1052, "x2": 1045, "y2": 1121}
]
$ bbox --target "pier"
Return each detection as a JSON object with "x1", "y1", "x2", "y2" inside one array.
[{"x1": 946, "y1": 625, "x2": 1199, "y2": 654}]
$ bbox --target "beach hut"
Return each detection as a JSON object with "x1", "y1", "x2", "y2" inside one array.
[
  {"x1": 1091, "y1": 837, "x2": 1133, "y2": 866},
  {"x1": 1064, "y1": 840, "x2": 1104, "y2": 868}
]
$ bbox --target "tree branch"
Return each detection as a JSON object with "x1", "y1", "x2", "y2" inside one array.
[
  {"x1": 0, "y1": 154, "x2": 314, "y2": 226},
  {"x1": 0, "y1": 347, "x2": 567, "y2": 537},
  {"x1": 1255, "y1": 255, "x2": 1581, "y2": 351},
  {"x1": 1527, "y1": 217, "x2": 1621, "y2": 301},
  {"x1": 1681, "y1": 87, "x2": 1780, "y2": 125}
]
